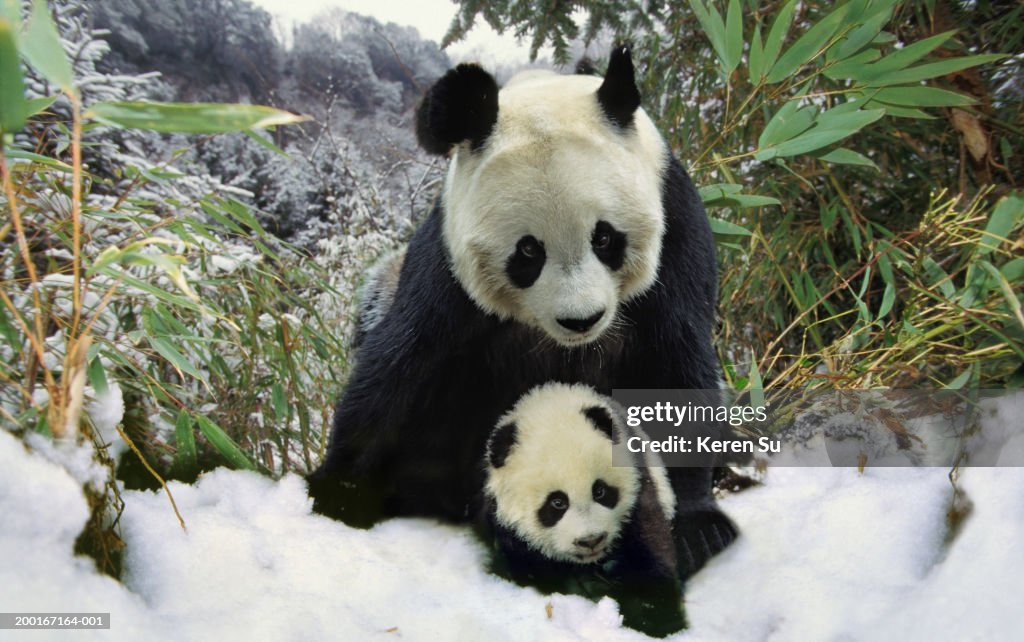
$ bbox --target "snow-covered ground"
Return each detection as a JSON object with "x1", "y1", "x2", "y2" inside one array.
[{"x1": 2, "y1": 426, "x2": 1022, "y2": 642}]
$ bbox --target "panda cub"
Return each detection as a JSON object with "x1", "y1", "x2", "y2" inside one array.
[{"x1": 479, "y1": 383, "x2": 686, "y2": 637}]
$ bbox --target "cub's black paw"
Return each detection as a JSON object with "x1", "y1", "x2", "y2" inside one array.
[
  {"x1": 674, "y1": 508, "x2": 739, "y2": 578},
  {"x1": 615, "y1": 583, "x2": 687, "y2": 638}
]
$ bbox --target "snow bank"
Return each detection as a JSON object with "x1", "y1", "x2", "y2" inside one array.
[{"x1": 2, "y1": 425, "x2": 1022, "y2": 641}]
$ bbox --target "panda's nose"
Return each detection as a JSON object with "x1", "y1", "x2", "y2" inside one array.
[
  {"x1": 557, "y1": 310, "x2": 605, "y2": 333},
  {"x1": 574, "y1": 532, "x2": 608, "y2": 550}
]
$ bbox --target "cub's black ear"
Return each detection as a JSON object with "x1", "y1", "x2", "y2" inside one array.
[
  {"x1": 488, "y1": 422, "x2": 518, "y2": 468},
  {"x1": 584, "y1": 406, "x2": 619, "y2": 444},
  {"x1": 416, "y1": 64, "x2": 499, "y2": 155},
  {"x1": 597, "y1": 44, "x2": 641, "y2": 129}
]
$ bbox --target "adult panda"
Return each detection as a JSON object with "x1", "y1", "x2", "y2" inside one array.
[{"x1": 308, "y1": 45, "x2": 736, "y2": 575}]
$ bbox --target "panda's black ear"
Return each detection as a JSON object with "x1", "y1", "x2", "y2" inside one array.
[
  {"x1": 416, "y1": 64, "x2": 499, "y2": 155},
  {"x1": 584, "y1": 406, "x2": 619, "y2": 444},
  {"x1": 488, "y1": 422, "x2": 518, "y2": 468},
  {"x1": 597, "y1": 44, "x2": 641, "y2": 129}
]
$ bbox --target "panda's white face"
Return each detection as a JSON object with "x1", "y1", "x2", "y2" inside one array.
[
  {"x1": 442, "y1": 71, "x2": 668, "y2": 346},
  {"x1": 486, "y1": 384, "x2": 640, "y2": 564}
]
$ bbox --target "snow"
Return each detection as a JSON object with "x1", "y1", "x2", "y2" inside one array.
[{"x1": 2, "y1": 423, "x2": 1023, "y2": 641}]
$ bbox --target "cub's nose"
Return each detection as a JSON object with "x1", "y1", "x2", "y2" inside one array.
[
  {"x1": 574, "y1": 532, "x2": 608, "y2": 550},
  {"x1": 557, "y1": 310, "x2": 605, "y2": 333}
]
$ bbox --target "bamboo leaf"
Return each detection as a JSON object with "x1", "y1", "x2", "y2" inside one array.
[
  {"x1": 195, "y1": 415, "x2": 256, "y2": 471},
  {"x1": 854, "y1": 30, "x2": 955, "y2": 81},
  {"x1": 869, "y1": 86, "x2": 975, "y2": 107},
  {"x1": 20, "y1": 0, "x2": 75, "y2": 95},
  {"x1": 758, "y1": 99, "x2": 816, "y2": 148},
  {"x1": 149, "y1": 336, "x2": 205, "y2": 382},
  {"x1": 978, "y1": 194, "x2": 1023, "y2": 255},
  {"x1": 0, "y1": 18, "x2": 27, "y2": 134},
  {"x1": 877, "y1": 282, "x2": 896, "y2": 318},
  {"x1": 818, "y1": 147, "x2": 878, "y2": 170},
  {"x1": 835, "y1": 1, "x2": 895, "y2": 58},
  {"x1": 174, "y1": 409, "x2": 198, "y2": 475},
  {"x1": 762, "y1": 0, "x2": 797, "y2": 76},
  {"x1": 766, "y1": 2, "x2": 849, "y2": 83},
  {"x1": 87, "y1": 101, "x2": 309, "y2": 134},
  {"x1": 709, "y1": 217, "x2": 753, "y2": 236},
  {"x1": 724, "y1": 0, "x2": 743, "y2": 74},
  {"x1": 749, "y1": 23, "x2": 765, "y2": 82},
  {"x1": 862, "y1": 54, "x2": 1005, "y2": 86}
]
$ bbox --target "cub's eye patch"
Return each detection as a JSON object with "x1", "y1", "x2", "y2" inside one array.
[
  {"x1": 506, "y1": 235, "x2": 546, "y2": 288},
  {"x1": 538, "y1": 490, "x2": 569, "y2": 527},
  {"x1": 591, "y1": 221, "x2": 626, "y2": 271},
  {"x1": 592, "y1": 479, "x2": 619, "y2": 509}
]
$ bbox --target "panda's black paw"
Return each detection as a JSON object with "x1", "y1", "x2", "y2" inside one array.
[
  {"x1": 615, "y1": 584, "x2": 687, "y2": 638},
  {"x1": 306, "y1": 469, "x2": 386, "y2": 529},
  {"x1": 674, "y1": 508, "x2": 738, "y2": 578}
]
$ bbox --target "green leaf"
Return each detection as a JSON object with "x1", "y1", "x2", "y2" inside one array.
[
  {"x1": 86, "y1": 101, "x2": 309, "y2": 134},
  {"x1": 746, "y1": 354, "x2": 765, "y2": 409},
  {"x1": 243, "y1": 128, "x2": 289, "y2": 157},
  {"x1": 20, "y1": 0, "x2": 75, "y2": 95},
  {"x1": 758, "y1": 99, "x2": 816, "y2": 148},
  {"x1": 867, "y1": 86, "x2": 975, "y2": 108},
  {"x1": 922, "y1": 256, "x2": 955, "y2": 298},
  {"x1": 1, "y1": 0, "x2": 21, "y2": 28},
  {"x1": 757, "y1": 108, "x2": 885, "y2": 159},
  {"x1": 862, "y1": 54, "x2": 1006, "y2": 86},
  {"x1": 87, "y1": 357, "x2": 109, "y2": 395},
  {"x1": 4, "y1": 147, "x2": 73, "y2": 171},
  {"x1": 709, "y1": 217, "x2": 753, "y2": 236},
  {"x1": 979, "y1": 260, "x2": 1024, "y2": 330},
  {"x1": 271, "y1": 382, "x2": 289, "y2": 424},
  {"x1": 766, "y1": 2, "x2": 849, "y2": 83},
  {"x1": 195, "y1": 415, "x2": 256, "y2": 471},
  {"x1": 762, "y1": 0, "x2": 797, "y2": 76},
  {"x1": 835, "y1": 1, "x2": 896, "y2": 58},
  {"x1": 724, "y1": 0, "x2": 743, "y2": 74},
  {"x1": 818, "y1": 147, "x2": 878, "y2": 170},
  {"x1": 174, "y1": 409, "x2": 198, "y2": 475},
  {"x1": 748, "y1": 23, "x2": 765, "y2": 82},
  {"x1": 863, "y1": 101, "x2": 934, "y2": 119},
  {"x1": 854, "y1": 30, "x2": 954, "y2": 82},
  {"x1": 698, "y1": 183, "x2": 743, "y2": 200},
  {"x1": 149, "y1": 336, "x2": 205, "y2": 382},
  {"x1": 824, "y1": 48, "x2": 882, "y2": 80},
  {"x1": 0, "y1": 18, "x2": 27, "y2": 134},
  {"x1": 689, "y1": 0, "x2": 730, "y2": 74},
  {"x1": 978, "y1": 195, "x2": 1023, "y2": 255},
  {"x1": 877, "y1": 282, "x2": 896, "y2": 318},
  {"x1": 1001, "y1": 258, "x2": 1024, "y2": 283},
  {"x1": 944, "y1": 368, "x2": 972, "y2": 390}
]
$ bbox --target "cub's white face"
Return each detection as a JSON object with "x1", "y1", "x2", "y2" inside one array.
[
  {"x1": 486, "y1": 384, "x2": 640, "y2": 564},
  {"x1": 442, "y1": 71, "x2": 668, "y2": 346}
]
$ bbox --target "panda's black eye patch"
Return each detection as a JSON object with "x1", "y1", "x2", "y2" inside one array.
[
  {"x1": 593, "y1": 480, "x2": 619, "y2": 509},
  {"x1": 591, "y1": 221, "x2": 626, "y2": 271},
  {"x1": 506, "y1": 235, "x2": 546, "y2": 289},
  {"x1": 538, "y1": 491, "x2": 569, "y2": 527}
]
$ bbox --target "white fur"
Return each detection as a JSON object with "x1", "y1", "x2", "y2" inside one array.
[
  {"x1": 486, "y1": 383, "x2": 641, "y2": 564},
  {"x1": 442, "y1": 71, "x2": 668, "y2": 346}
]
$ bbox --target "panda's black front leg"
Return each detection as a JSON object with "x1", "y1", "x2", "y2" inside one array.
[{"x1": 669, "y1": 466, "x2": 739, "y2": 578}]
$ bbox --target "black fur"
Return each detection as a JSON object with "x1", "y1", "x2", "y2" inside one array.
[
  {"x1": 597, "y1": 45, "x2": 641, "y2": 129},
  {"x1": 309, "y1": 54, "x2": 737, "y2": 572},
  {"x1": 477, "y1": 467, "x2": 685, "y2": 637},
  {"x1": 584, "y1": 406, "x2": 617, "y2": 442},
  {"x1": 416, "y1": 64, "x2": 499, "y2": 154},
  {"x1": 487, "y1": 422, "x2": 518, "y2": 468}
]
